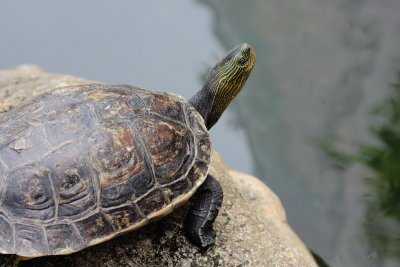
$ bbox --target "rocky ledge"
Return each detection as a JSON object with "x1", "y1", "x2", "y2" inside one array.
[{"x1": 0, "y1": 66, "x2": 317, "y2": 267}]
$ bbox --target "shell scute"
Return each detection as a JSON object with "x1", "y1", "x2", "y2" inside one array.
[
  {"x1": 162, "y1": 178, "x2": 191, "y2": 201},
  {"x1": 104, "y1": 205, "x2": 143, "y2": 231},
  {"x1": 42, "y1": 144, "x2": 96, "y2": 218},
  {"x1": 0, "y1": 125, "x2": 49, "y2": 169},
  {"x1": 83, "y1": 123, "x2": 154, "y2": 207},
  {"x1": 74, "y1": 212, "x2": 113, "y2": 244},
  {"x1": 196, "y1": 136, "x2": 212, "y2": 164},
  {"x1": 5, "y1": 97, "x2": 43, "y2": 122},
  {"x1": 186, "y1": 159, "x2": 209, "y2": 187},
  {"x1": 45, "y1": 223, "x2": 82, "y2": 254},
  {"x1": 42, "y1": 103, "x2": 96, "y2": 147},
  {"x1": 2, "y1": 165, "x2": 54, "y2": 221},
  {"x1": 135, "y1": 189, "x2": 169, "y2": 217},
  {"x1": 91, "y1": 93, "x2": 146, "y2": 122},
  {"x1": 0, "y1": 214, "x2": 14, "y2": 253},
  {"x1": 15, "y1": 223, "x2": 47, "y2": 256},
  {"x1": 135, "y1": 117, "x2": 193, "y2": 184},
  {"x1": 0, "y1": 121, "x2": 29, "y2": 143},
  {"x1": 142, "y1": 93, "x2": 185, "y2": 122}
]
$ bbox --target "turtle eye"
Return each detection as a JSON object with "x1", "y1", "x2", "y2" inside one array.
[{"x1": 237, "y1": 57, "x2": 247, "y2": 66}]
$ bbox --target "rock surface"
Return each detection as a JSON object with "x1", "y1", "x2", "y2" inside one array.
[{"x1": 0, "y1": 65, "x2": 317, "y2": 267}]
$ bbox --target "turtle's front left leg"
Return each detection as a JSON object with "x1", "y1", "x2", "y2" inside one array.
[{"x1": 184, "y1": 174, "x2": 223, "y2": 248}]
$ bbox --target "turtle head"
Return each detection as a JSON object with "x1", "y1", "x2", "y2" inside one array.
[{"x1": 190, "y1": 43, "x2": 255, "y2": 129}]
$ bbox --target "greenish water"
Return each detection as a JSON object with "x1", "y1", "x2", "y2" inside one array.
[{"x1": 1, "y1": 1, "x2": 400, "y2": 266}]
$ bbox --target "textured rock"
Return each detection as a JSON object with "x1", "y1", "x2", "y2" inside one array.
[{"x1": 0, "y1": 65, "x2": 317, "y2": 267}]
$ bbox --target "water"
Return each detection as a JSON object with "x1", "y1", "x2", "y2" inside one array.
[
  {"x1": 199, "y1": 0, "x2": 400, "y2": 266},
  {"x1": 1, "y1": 1, "x2": 400, "y2": 266}
]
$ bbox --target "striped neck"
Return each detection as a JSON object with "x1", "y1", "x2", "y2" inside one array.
[{"x1": 190, "y1": 44, "x2": 255, "y2": 130}]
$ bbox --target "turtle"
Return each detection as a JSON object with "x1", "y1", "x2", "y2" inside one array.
[{"x1": 0, "y1": 43, "x2": 255, "y2": 266}]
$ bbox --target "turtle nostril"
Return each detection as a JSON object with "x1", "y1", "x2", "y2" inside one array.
[
  {"x1": 240, "y1": 43, "x2": 252, "y2": 56},
  {"x1": 241, "y1": 43, "x2": 250, "y2": 52}
]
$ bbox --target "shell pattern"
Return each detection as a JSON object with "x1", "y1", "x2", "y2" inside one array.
[{"x1": 0, "y1": 84, "x2": 211, "y2": 257}]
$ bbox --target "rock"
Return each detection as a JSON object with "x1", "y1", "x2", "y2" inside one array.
[
  {"x1": 0, "y1": 65, "x2": 317, "y2": 267},
  {"x1": 230, "y1": 169, "x2": 315, "y2": 264}
]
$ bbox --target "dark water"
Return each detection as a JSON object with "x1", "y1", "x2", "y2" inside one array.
[{"x1": 1, "y1": 1, "x2": 400, "y2": 266}]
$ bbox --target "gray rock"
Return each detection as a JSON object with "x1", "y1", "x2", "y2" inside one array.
[{"x1": 0, "y1": 65, "x2": 317, "y2": 267}]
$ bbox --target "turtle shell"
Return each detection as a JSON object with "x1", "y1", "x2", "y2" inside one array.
[{"x1": 0, "y1": 84, "x2": 211, "y2": 257}]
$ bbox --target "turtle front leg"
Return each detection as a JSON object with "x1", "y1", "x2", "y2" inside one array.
[{"x1": 184, "y1": 174, "x2": 223, "y2": 248}]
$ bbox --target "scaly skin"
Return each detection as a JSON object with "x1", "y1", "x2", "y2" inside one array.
[{"x1": 190, "y1": 43, "x2": 256, "y2": 129}]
